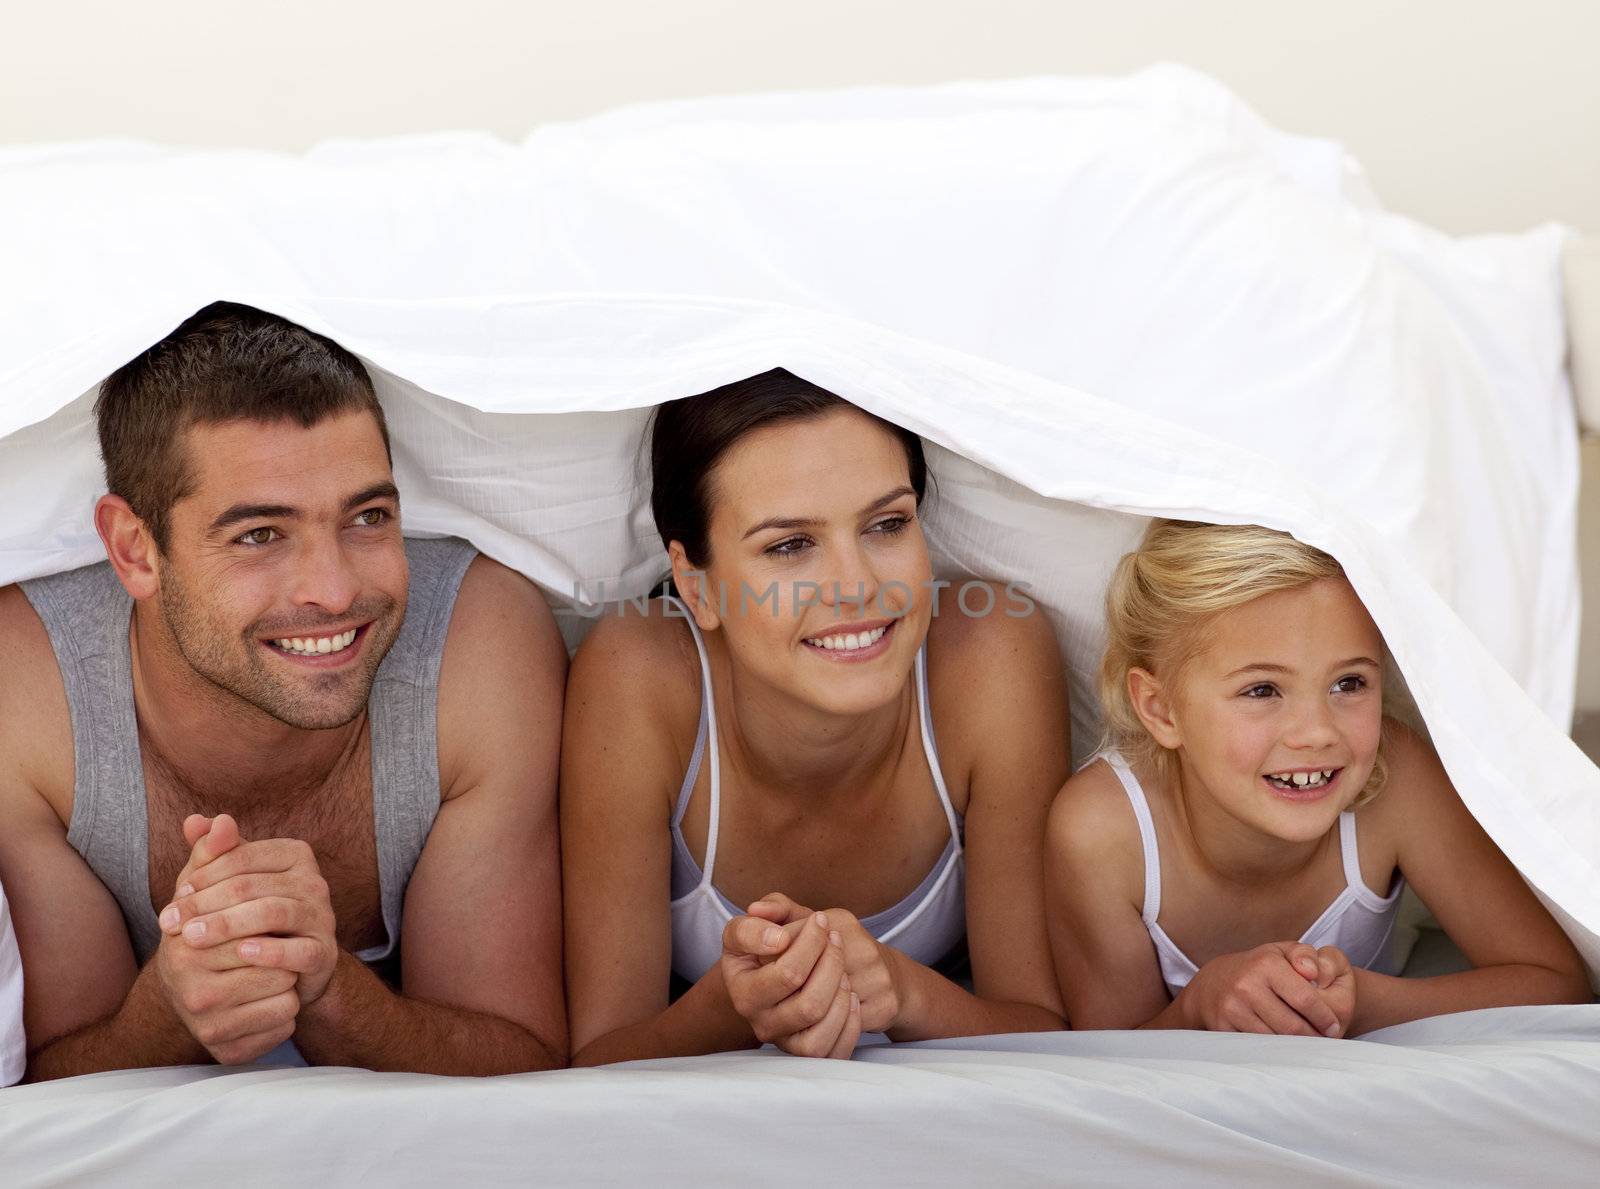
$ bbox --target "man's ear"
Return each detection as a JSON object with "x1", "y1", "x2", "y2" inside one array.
[
  {"x1": 667, "y1": 541, "x2": 721, "y2": 631},
  {"x1": 95, "y1": 495, "x2": 160, "y2": 600},
  {"x1": 1128, "y1": 667, "x2": 1184, "y2": 750}
]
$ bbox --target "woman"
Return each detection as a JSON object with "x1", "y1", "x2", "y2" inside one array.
[{"x1": 563, "y1": 369, "x2": 1069, "y2": 1063}]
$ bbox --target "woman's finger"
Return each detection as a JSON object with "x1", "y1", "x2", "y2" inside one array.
[
  {"x1": 782, "y1": 973, "x2": 854, "y2": 1059},
  {"x1": 758, "y1": 931, "x2": 844, "y2": 1038},
  {"x1": 826, "y1": 993, "x2": 862, "y2": 1060}
]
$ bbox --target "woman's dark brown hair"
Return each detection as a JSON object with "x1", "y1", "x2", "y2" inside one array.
[{"x1": 648, "y1": 368, "x2": 928, "y2": 565}]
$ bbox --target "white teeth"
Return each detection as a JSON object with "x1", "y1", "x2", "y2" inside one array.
[
  {"x1": 271, "y1": 629, "x2": 358, "y2": 656},
  {"x1": 1267, "y1": 768, "x2": 1336, "y2": 790},
  {"x1": 805, "y1": 626, "x2": 888, "y2": 653}
]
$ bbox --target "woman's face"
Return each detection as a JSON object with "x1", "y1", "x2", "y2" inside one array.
[{"x1": 686, "y1": 406, "x2": 933, "y2": 717}]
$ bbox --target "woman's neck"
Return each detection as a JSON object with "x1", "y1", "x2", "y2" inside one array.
[{"x1": 708, "y1": 634, "x2": 916, "y2": 808}]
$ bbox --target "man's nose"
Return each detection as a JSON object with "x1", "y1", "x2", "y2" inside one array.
[{"x1": 288, "y1": 535, "x2": 359, "y2": 616}]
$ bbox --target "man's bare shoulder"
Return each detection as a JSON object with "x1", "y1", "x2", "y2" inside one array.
[
  {"x1": 0, "y1": 583, "x2": 73, "y2": 820},
  {"x1": 435, "y1": 557, "x2": 568, "y2": 798}
]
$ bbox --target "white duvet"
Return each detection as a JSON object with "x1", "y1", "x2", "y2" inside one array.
[{"x1": 0, "y1": 67, "x2": 1595, "y2": 1101}]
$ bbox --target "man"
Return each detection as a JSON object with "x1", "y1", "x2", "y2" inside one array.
[{"x1": 0, "y1": 303, "x2": 567, "y2": 1079}]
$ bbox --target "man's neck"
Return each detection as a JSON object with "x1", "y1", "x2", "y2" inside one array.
[{"x1": 128, "y1": 604, "x2": 363, "y2": 810}]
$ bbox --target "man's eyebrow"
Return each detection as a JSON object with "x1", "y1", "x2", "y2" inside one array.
[
  {"x1": 343, "y1": 482, "x2": 400, "y2": 512},
  {"x1": 207, "y1": 483, "x2": 399, "y2": 536},
  {"x1": 209, "y1": 503, "x2": 298, "y2": 534},
  {"x1": 741, "y1": 487, "x2": 915, "y2": 541}
]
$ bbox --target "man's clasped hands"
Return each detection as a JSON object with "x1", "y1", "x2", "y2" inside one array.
[{"x1": 153, "y1": 814, "x2": 338, "y2": 1064}]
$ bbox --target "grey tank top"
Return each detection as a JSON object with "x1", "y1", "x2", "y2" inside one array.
[{"x1": 21, "y1": 536, "x2": 477, "y2": 967}]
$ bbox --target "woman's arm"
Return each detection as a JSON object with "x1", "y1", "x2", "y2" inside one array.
[
  {"x1": 561, "y1": 612, "x2": 755, "y2": 1065},
  {"x1": 890, "y1": 591, "x2": 1073, "y2": 1038},
  {"x1": 1347, "y1": 724, "x2": 1590, "y2": 1035}
]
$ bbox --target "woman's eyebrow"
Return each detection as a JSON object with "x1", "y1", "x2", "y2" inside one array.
[{"x1": 741, "y1": 487, "x2": 915, "y2": 540}]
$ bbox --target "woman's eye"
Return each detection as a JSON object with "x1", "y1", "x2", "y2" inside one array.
[
  {"x1": 766, "y1": 536, "x2": 812, "y2": 557},
  {"x1": 237, "y1": 527, "x2": 279, "y2": 547},
  {"x1": 1242, "y1": 683, "x2": 1278, "y2": 699},
  {"x1": 1333, "y1": 674, "x2": 1369, "y2": 694},
  {"x1": 869, "y1": 514, "x2": 912, "y2": 536},
  {"x1": 354, "y1": 508, "x2": 389, "y2": 528}
]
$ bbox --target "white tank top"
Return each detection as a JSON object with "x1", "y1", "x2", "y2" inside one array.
[
  {"x1": 1099, "y1": 751, "x2": 1404, "y2": 996},
  {"x1": 667, "y1": 599, "x2": 966, "y2": 985}
]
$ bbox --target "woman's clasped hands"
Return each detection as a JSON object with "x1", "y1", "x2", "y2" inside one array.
[{"x1": 720, "y1": 892, "x2": 910, "y2": 1059}]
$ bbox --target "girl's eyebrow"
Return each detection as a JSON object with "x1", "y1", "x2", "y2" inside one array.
[{"x1": 1223, "y1": 656, "x2": 1380, "y2": 679}]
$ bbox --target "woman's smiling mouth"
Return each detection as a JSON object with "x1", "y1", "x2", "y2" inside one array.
[{"x1": 802, "y1": 618, "x2": 896, "y2": 661}]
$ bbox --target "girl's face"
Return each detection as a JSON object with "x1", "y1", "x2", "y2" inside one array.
[
  {"x1": 681, "y1": 406, "x2": 932, "y2": 718},
  {"x1": 1161, "y1": 577, "x2": 1384, "y2": 843}
]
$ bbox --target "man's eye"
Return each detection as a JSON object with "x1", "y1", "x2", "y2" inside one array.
[
  {"x1": 238, "y1": 527, "x2": 279, "y2": 547},
  {"x1": 1333, "y1": 674, "x2": 1369, "y2": 694},
  {"x1": 766, "y1": 536, "x2": 812, "y2": 557},
  {"x1": 354, "y1": 508, "x2": 389, "y2": 528},
  {"x1": 1242, "y1": 683, "x2": 1278, "y2": 699}
]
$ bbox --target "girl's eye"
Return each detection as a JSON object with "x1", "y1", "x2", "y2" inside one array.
[
  {"x1": 237, "y1": 527, "x2": 279, "y2": 547},
  {"x1": 1333, "y1": 674, "x2": 1369, "y2": 694},
  {"x1": 354, "y1": 508, "x2": 389, "y2": 528},
  {"x1": 766, "y1": 536, "x2": 812, "y2": 557},
  {"x1": 1242, "y1": 683, "x2": 1278, "y2": 699}
]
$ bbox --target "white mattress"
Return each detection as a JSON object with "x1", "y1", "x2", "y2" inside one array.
[{"x1": 4, "y1": 1006, "x2": 1598, "y2": 1186}]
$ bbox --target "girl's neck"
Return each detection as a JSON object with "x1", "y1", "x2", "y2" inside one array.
[{"x1": 1167, "y1": 758, "x2": 1329, "y2": 887}]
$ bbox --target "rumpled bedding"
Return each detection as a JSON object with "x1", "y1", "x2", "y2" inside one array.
[
  {"x1": 0, "y1": 66, "x2": 1595, "y2": 1151},
  {"x1": 3, "y1": 1006, "x2": 1599, "y2": 1186}
]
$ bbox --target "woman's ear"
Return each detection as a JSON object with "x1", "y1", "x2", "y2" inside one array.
[
  {"x1": 668, "y1": 541, "x2": 721, "y2": 632},
  {"x1": 95, "y1": 495, "x2": 160, "y2": 600},
  {"x1": 1128, "y1": 667, "x2": 1183, "y2": 750}
]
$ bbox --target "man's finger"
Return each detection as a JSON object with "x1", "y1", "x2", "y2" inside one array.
[
  {"x1": 236, "y1": 934, "x2": 328, "y2": 974},
  {"x1": 183, "y1": 815, "x2": 213, "y2": 848},
  {"x1": 184, "y1": 839, "x2": 312, "y2": 895},
  {"x1": 181, "y1": 896, "x2": 312, "y2": 949},
  {"x1": 176, "y1": 815, "x2": 244, "y2": 890}
]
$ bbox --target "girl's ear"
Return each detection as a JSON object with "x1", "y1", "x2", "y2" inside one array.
[
  {"x1": 668, "y1": 541, "x2": 722, "y2": 632},
  {"x1": 1128, "y1": 667, "x2": 1184, "y2": 750}
]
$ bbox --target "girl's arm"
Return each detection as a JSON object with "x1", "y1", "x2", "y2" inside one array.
[
  {"x1": 1046, "y1": 762, "x2": 1349, "y2": 1037},
  {"x1": 562, "y1": 612, "x2": 837, "y2": 1065},
  {"x1": 1348, "y1": 725, "x2": 1590, "y2": 1035},
  {"x1": 1045, "y1": 761, "x2": 1179, "y2": 1030}
]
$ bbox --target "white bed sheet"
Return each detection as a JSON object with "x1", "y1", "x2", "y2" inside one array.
[{"x1": 4, "y1": 1006, "x2": 1598, "y2": 1186}]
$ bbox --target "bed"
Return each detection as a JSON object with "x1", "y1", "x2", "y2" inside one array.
[{"x1": 1, "y1": 67, "x2": 1597, "y2": 1183}]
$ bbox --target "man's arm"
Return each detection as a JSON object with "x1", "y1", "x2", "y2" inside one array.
[
  {"x1": 205, "y1": 558, "x2": 569, "y2": 1073},
  {"x1": 0, "y1": 585, "x2": 238, "y2": 1080}
]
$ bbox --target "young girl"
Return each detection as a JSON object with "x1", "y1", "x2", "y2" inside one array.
[{"x1": 1047, "y1": 519, "x2": 1589, "y2": 1036}]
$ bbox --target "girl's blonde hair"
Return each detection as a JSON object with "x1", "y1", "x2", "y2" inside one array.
[{"x1": 1099, "y1": 519, "x2": 1388, "y2": 807}]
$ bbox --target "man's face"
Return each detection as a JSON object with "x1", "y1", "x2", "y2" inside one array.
[{"x1": 154, "y1": 410, "x2": 408, "y2": 731}]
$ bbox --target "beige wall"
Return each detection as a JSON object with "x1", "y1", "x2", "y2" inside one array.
[
  {"x1": 5, "y1": 0, "x2": 1599, "y2": 708},
  {"x1": 3, "y1": 1, "x2": 1596, "y2": 233}
]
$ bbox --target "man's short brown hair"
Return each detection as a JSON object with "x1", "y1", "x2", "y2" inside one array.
[{"x1": 96, "y1": 302, "x2": 390, "y2": 551}]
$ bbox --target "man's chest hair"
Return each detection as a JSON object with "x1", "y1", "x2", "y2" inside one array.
[{"x1": 142, "y1": 746, "x2": 384, "y2": 948}]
